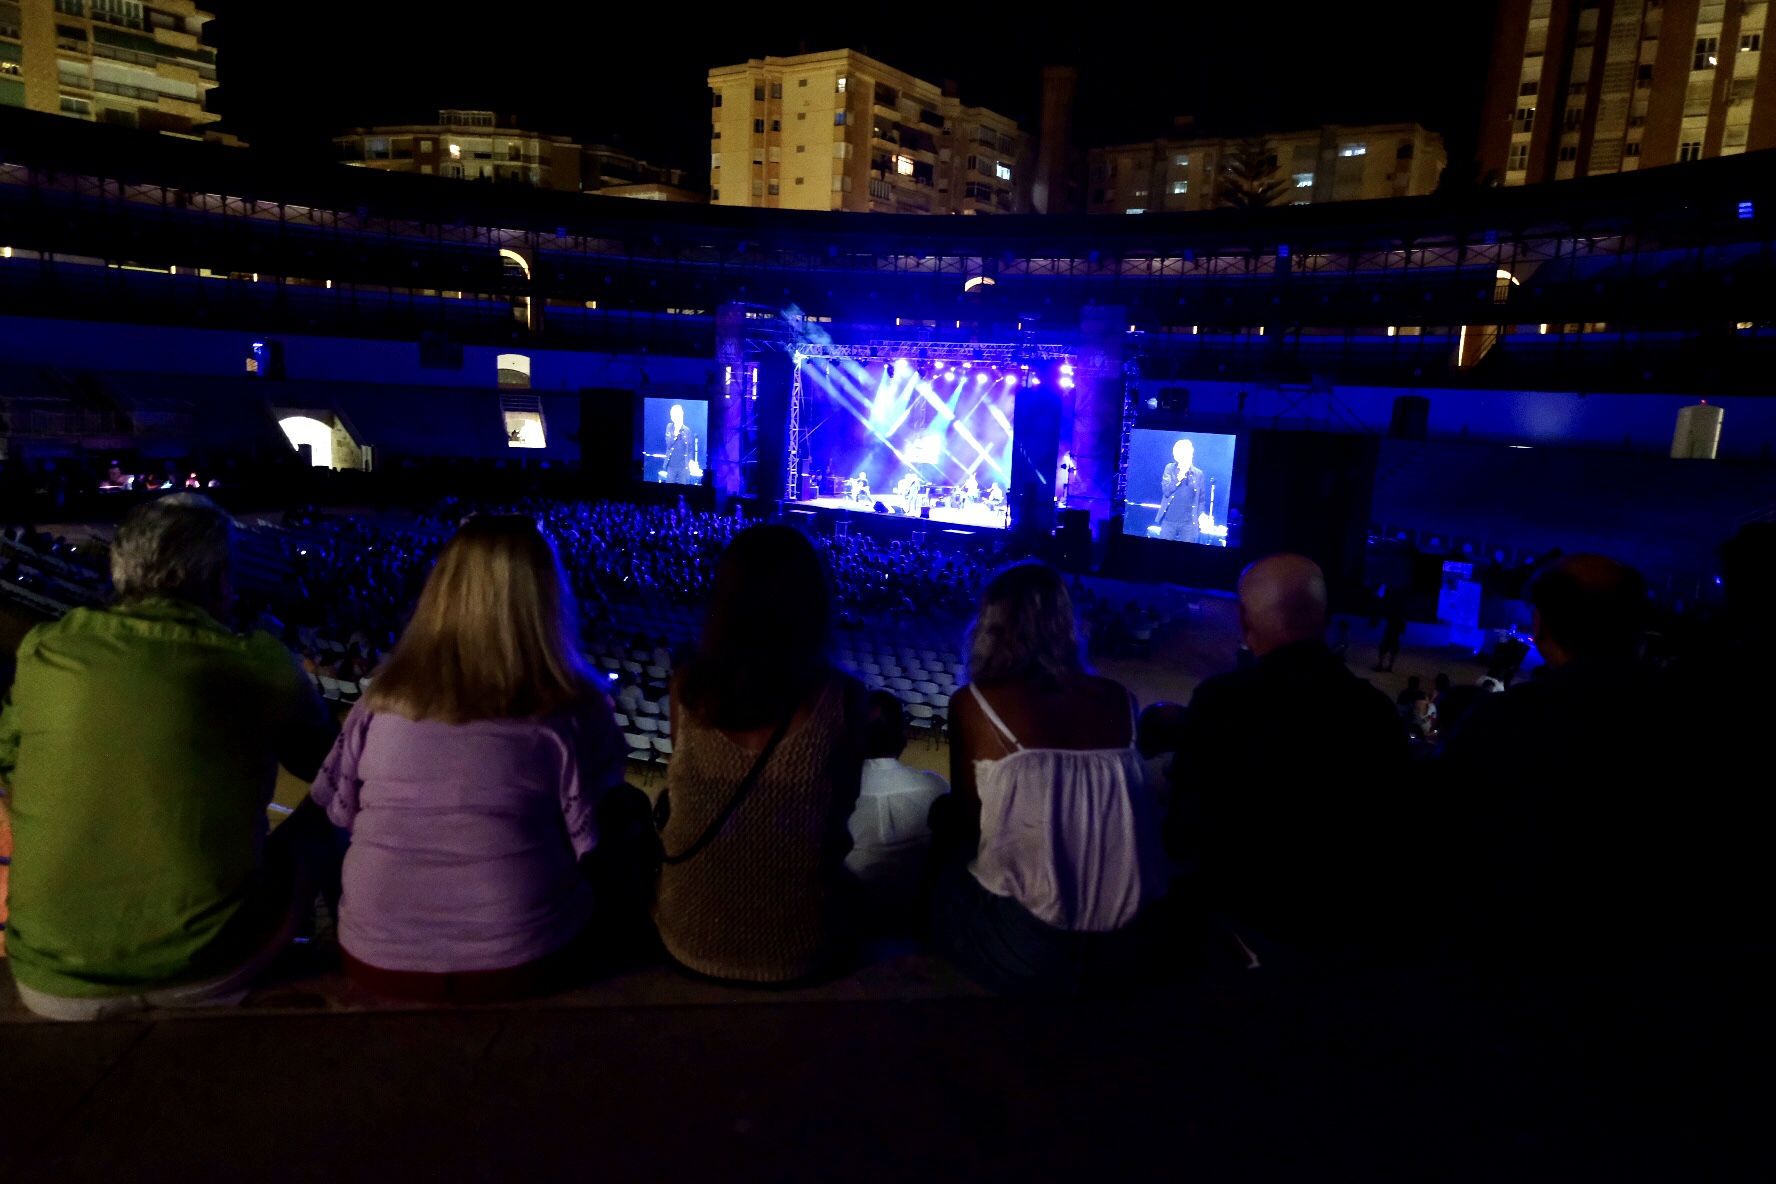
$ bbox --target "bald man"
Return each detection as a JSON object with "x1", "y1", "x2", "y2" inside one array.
[{"x1": 1167, "y1": 554, "x2": 1407, "y2": 958}]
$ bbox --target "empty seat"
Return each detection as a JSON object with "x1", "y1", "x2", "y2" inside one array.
[
  {"x1": 623, "y1": 733, "x2": 654, "y2": 771},
  {"x1": 888, "y1": 677, "x2": 914, "y2": 691},
  {"x1": 652, "y1": 736, "x2": 673, "y2": 765}
]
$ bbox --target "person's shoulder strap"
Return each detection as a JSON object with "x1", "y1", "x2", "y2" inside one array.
[
  {"x1": 968, "y1": 683, "x2": 1023, "y2": 750},
  {"x1": 659, "y1": 707, "x2": 794, "y2": 867}
]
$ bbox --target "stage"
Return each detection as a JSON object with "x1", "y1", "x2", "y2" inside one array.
[{"x1": 794, "y1": 495, "x2": 1010, "y2": 530}]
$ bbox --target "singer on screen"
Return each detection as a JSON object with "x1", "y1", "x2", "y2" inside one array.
[{"x1": 1154, "y1": 438, "x2": 1211, "y2": 543}]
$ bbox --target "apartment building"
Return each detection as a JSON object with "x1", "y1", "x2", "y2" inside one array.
[
  {"x1": 1480, "y1": 0, "x2": 1776, "y2": 184},
  {"x1": 1, "y1": 0, "x2": 216, "y2": 136},
  {"x1": 1088, "y1": 122, "x2": 1446, "y2": 214},
  {"x1": 707, "y1": 49, "x2": 1026, "y2": 214},
  {"x1": 335, "y1": 111, "x2": 699, "y2": 200}
]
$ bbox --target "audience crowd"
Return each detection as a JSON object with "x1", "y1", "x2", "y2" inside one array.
[{"x1": 0, "y1": 490, "x2": 1768, "y2": 1016}]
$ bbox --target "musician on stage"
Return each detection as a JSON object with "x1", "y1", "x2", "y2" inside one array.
[
  {"x1": 664, "y1": 404, "x2": 694, "y2": 484},
  {"x1": 1056, "y1": 451, "x2": 1078, "y2": 508},
  {"x1": 895, "y1": 470, "x2": 923, "y2": 515},
  {"x1": 849, "y1": 470, "x2": 872, "y2": 504},
  {"x1": 956, "y1": 471, "x2": 980, "y2": 505},
  {"x1": 1154, "y1": 437, "x2": 1210, "y2": 543}
]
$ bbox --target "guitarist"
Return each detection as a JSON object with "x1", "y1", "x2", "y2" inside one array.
[{"x1": 1155, "y1": 437, "x2": 1209, "y2": 543}]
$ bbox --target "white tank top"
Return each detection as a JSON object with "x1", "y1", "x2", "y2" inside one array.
[{"x1": 966, "y1": 684, "x2": 1166, "y2": 932}]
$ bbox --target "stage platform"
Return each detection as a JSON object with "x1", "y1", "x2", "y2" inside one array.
[{"x1": 793, "y1": 496, "x2": 1009, "y2": 531}]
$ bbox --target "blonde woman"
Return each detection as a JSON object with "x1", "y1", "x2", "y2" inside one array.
[
  {"x1": 310, "y1": 516, "x2": 629, "y2": 1002},
  {"x1": 933, "y1": 561, "x2": 1166, "y2": 994}
]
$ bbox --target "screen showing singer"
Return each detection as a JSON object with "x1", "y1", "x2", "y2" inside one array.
[
  {"x1": 641, "y1": 398, "x2": 708, "y2": 485},
  {"x1": 1120, "y1": 429, "x2": 1238, "y2": 547}
]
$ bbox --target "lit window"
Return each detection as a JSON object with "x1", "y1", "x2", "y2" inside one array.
[
  {"x1": 995, "y1": 162, "x2": 1012, "y2": 181},
  {"x1": 836, "y1": 75, "x2": 848, "y2": 93},
  {"x1": 1695, "y1": 36, "x2": 1719, "y2": 70},
  {"x1": 503, "y1": 410, "x2": 546, "y2": 449},
  {"x1": 1515, "y1": 106, "x2": 1536, "y2": 131},
  {"x1": 1743, "y1": 33, "x2": 1763, "y2": 52},
  {"x1": 1680, "y1": 140, "x2": 1703, "y2": 161},
  {"x1": 1338, "y1": 142, "x2": 1368, "y2": 157},
  {"x1": 496, "y1": 353, "x2": 531, "y2": 389},
  {"x1": 1174, "y1": 154, "x2": 1189, "y2": 167},
  {"x1": 1172, "y1": 180, "x2": 1189, "y2": 194},
  {"x1": 448, "y1": 143, "x2": 462, "y2": 160},
  {"x1": 894, "y1": 154, "x2": 915, "y2": 175},
  {"x1": 1292, "y1": 172, "x2": 1313, "y2": 188},
  {"x1": 1124, "y1": 207, "x2": 1146, "y2": 214},
  {"x1": 834, "y1": 111, "x2": 847, "y2": 126},
  {"x1": 1508, "y1": 143, "x2": 1529, "y2": 170},
  {"x1": 710, "y1": 152, "x2": 721, "y2": 169}
]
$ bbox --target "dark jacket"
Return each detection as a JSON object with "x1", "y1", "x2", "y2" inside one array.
[
  {"x1": 1168, "y1": 639, "x2": 1410, "y2": 954},
  {"x1": 1438, "y1": 656, "x2": 1697, "y2": 963}
]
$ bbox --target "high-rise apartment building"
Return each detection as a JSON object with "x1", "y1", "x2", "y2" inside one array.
[
  {"x1": 1088, "y1": 123, "x2": 1446, "y2": 214},
  {"x1": 1, "y1": 0, "x2": 216, "y2": 135},
  {"x1": 707, "y1": 50, "x2": 1025, "y2": 214},
  {"x1": 1480, "y1": 0, "x2": 1774, "y2": 185},
  {"x1": 335, "y1": 111, "x2": 701, "y2": 200}
]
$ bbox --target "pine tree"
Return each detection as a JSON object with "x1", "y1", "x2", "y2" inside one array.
[{"x1": 1217, "y1": 138, "x2": 1290, "y2": 210}]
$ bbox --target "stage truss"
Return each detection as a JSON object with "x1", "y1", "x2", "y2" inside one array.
[
  {"x1": 1112, "y1": 352, "x2": 1142, "y2": 518},
  {"x1": 784, "y1": 339, "x2": 1076, "y2": 502}
]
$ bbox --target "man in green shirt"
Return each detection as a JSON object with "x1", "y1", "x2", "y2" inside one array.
[{"x1": 0, "y1": 495, "x2": 336, "y2": 1019}]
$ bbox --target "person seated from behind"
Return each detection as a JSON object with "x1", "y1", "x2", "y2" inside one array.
[
  {"x1": 1169, "y1": 554, "x2": 1409, "y2": 964},
  {"x1": 845, "y1": 690, "x2": 948, "y2": 922},
  {"x1": 0, "y1": 495, "x2": 337, "y2": 1020},
  {"x1": 933, "y1": 562, "x2": 1166, "y2": 995},
  {"x1": 1439, "y1": 554, "x2": 1689, "y2": 964},
  {"x1": 1396, "y1": 675, "x2": 1433, "y2": 738},
  {"x1": 1135, "y1": 700, "x2": 1189, "y2": 816},
  {"x1": 656, "y1": 525, "x2": 867, "y2": 985},
  {"x1": 309, "y1": 517, "x2": 631, "y2": 1003}
]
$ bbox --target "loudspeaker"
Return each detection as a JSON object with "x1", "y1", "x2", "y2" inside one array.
[
  {"x1": 1671, "y1": 403, "x2": 1723, "y2": 460},
  {"x1": 874, "y1": 500, "x2": 889, "y2": 514},
  {"x1": 920, "y1": 505, "x2": 931, "y2": 520},
  {"x1": 1055, "y1": 508, "x2": 1092, "y2": 571},
  {"x1": 1242, "y1": 431, "x2": 1381, "y2": 610},
  {"x1": 578, "y1": 389, "x2": 636, "y2": 494},
  {"x1": 1388, "y1": 395, "x2": 1430, "y2": 440}
]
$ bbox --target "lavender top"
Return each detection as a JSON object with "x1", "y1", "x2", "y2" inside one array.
[{"x1": 310, "y1": 698, "x2": 628, "y2": 974}]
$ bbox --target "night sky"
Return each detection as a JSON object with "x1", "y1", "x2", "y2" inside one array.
[{"x1": 205, "y1": 4, "x2": 1498, "y2": 186}]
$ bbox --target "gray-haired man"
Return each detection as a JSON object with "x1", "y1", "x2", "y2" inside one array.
[{"x1": 0, "y1": 495, "x2": 337, "y2": 1019}]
